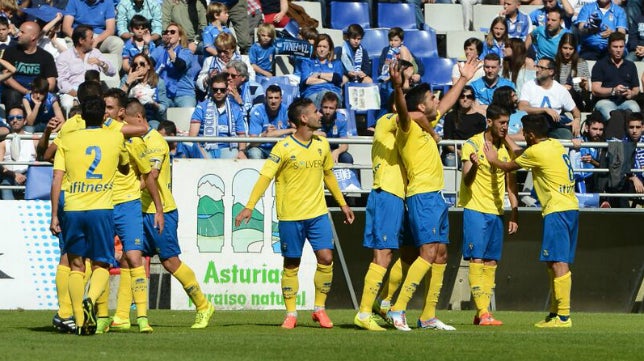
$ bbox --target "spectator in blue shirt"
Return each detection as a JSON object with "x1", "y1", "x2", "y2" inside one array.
[
  {"x1": 575, "y1": 0, "x2": 628, "y2": 60},
  {"x1": 317, "y1": 91, "x2": 353, "y2": 165},
  {"x1": 157, "y1": 120, "x2": 198, "y2": 160},
  {"x1": 116, "y1": 0, "x2": 163, "y2": 43},
  {"x1": 63, "y1": 0, "x2": 125, "y2": 68},
  {"x1": 502, "y1": 0, "x2": 533, "y2": 41},
  {"x1": 471, "y1": 53, "x2": 516, "y2": 113},
  {"x1": 247, "y1": 84, "x2": 293, "y2": 159},
  {"x1": 530, "y1": 0, "x2": 574, "y2": 29},
  {"x1": 300, "y1": 33, "x2": 344, "y2": 108},
  {"x1": 626, "y1": 11, "x2": 644, "y2": 62},
  {"x1": 249, "y1": 22, "x2": 276, "y2": 83},
  {"x1": 481, "y1": 17, "x2": 509, "y2": 60},
  {"x1": 337, "y1": 24, "x2": 372, "y2": 84},
  {"x1": 189, "y1": 72, "x2": 247, "y2": 159},
  {"x1": 121, "y1": 15, "x2": 157, "y2": 73},
  {"x1": 203, "y1": 2, "x2": 233, "y2": 57},
  {"x1": 527, "y1": 7, "x2": 570, "y2": 61},
  {"x1": 151, "y1": 22, "x2": 196, "y2": 107}
]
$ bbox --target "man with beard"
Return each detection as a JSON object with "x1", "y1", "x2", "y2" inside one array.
[
  {"x1": 459, "y1": 104, "x2": 519, "y2": 326},
  {"x1": 1, "y1": 21, "x2": 57, "y2": 109},
  {"x1": 247, "y1": 84, "x2": 292, "y2": 159},
  {"x1": 573, "y1": 115, "x2": 604, "y2": 194},
  {"x1": 519, "y1": 57, "x2": 581, "y2": 139}
]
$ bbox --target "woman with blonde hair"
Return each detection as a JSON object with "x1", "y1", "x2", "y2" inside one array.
[
  {"x1": 150, "y1": 22, "x2": 196, "y2": 107},
  {"x1": 196, "y1": 32, "x2": 241, "y2": 94}
]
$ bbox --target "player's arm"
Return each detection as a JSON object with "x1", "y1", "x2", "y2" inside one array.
[
  {"x1": 461, "y1": 152, "x2": 479, "y2": 187},
  {"x1": 390, "y1": 61, "x2": 411, "y2": 132},
  {"x1": 323, "y1": 169, "x2": 355, "y2": 225},
  {"x1": 234, "y1": 175, "x2": 272, "y2": 226},
  {"x1": 143, "y1": 171, "x2": 165, "y2": 233},
  {"x1": 483, "y1": 141, "x2": 521, "y2": 172},
  {"x1": 121, "y1": 123, "x2": 148, "y2": 138},
  {"x1": 506, "y1": 171, "x2": 519, "y2": 234},
  {"x1": 504, "y1": 134, "x2": 524, "y2": 158},
  {"x1": 50, "y1": 169, "x2": 64, "y2": 235}
]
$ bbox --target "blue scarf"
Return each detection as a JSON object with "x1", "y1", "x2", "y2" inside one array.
[{"x1": 202, "y1": 97, "x2": 235, "y2": 151}]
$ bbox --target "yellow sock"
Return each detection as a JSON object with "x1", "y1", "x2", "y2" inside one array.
[
  {"x1": 83, "y1": 259, "x2": 92, "y2": 285},
  {"x1": 114, "y1": 268, "x2": 132, "y2": 320},
  {"x1": 391, "y1": 257, "x2": 431, "y2": 312},
  {"x1": 95, "y1": 281, "x2": 110, "y2": 317},
  {"x1": 314, "y1": 263, "x2": 333, "y2": 308},
  {"x1": 87, "y1": 267, "x2": 110, "y2": 303},
  {"x1": 281, "y1": 267, "x2": 299, "y2": 313},
  {"x1": 55, "y1": 265, "x2": 73, "y2": 318},
  {"x1": 130, "y1": 266, "x2": 148, "y2": 318},
  {"x1": 547, "y1": 268, "x2": 557, "y2": 314},
  {"x1": 359, "y1": 263, "x2": 386, "y2": 314},
  {"x1": 378, "y1": 259, "x2": 399, "y2": 303},
  {"x1": 420, "y1": 263, "x2": 446, "y2": 320},
  {"x1": 468, "y1": 263, "x2": 487, "y2": 317},
  {"x1": 554, "y1": 271, "x2": 572, "y2": 317},
  {"x1": 173, "y1": 262, "x2": 208, "y2": 311},
  {"x1": 69, "y1": 271, "x2": 85, "y2": 326},
  {"x1": 482, "y1": 264, "x2": 497, "y2": 316}
]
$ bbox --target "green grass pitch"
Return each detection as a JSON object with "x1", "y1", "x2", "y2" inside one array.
[{"x1": 2, "y1": 309, "x2": 643, "y2": 361}]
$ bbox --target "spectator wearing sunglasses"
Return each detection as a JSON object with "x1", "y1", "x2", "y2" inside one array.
[
  {"x1": 196, "y1": 32, "x2": 240, "y2": 95},
  {"x1": 442, "y1": 86, "x2": 486, "y2": 167},
  {"x1": 0, "y1": 106, "x2": 37, "y2": 200},
  {"x1": 151, "y1": 23, "x2": 196, "y2": 107},
  {"x1": 189, "y1": 72, "x2": 247, "y2": 159},
  {"x1": 122, "y1": 53, "x2": 170, "y2": 129}
]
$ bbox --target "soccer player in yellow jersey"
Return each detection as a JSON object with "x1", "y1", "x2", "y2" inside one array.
[
  {"x1": 125, "y1": 99, "x2": 215, "y2": 329},
  {"x1": 93, "y1": 89, "x2": 164, "y2": 334},
  {"x1": 484, "y1": 113, "x2": 579, "y2": 328},
  {"x1": 459, "y1": 105, "x2": 519, "y2": 326},
  {"x1": 37, "y1": 82, "x2": 147, "y2": 334},
  {"x1": 50, "y1": 96, "x2": 130, "y2": 336},
  {"x1": 386, "y1": 59, "x2": 478, "y2": 331},
  {"x1": 235, "y1": 98, "x2": 355, "y2": 329}
]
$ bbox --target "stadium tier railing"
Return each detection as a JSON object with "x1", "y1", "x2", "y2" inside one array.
[{"x1": 2, "y1": 134, "x2": 643, "y2": 206}]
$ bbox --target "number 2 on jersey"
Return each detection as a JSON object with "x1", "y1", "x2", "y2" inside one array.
[{"x1": 85, "y1": 146, "x2": 103, "y2": 180}]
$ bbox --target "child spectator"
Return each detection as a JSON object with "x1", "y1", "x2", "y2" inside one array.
[
  {"x1": 378, "y1": 27, "x2": 419, "y2": 103},
  {"x1": 203, "y1": 2, "x2": 233, "y2": 57},
  {"x1": 22, "y1": 77, "x2": 64, "y2": 132},
  {"x1": 502, "y1": 0, "x2": 532, "y2": 41},
  {"x1": 0, "y1": 15, "x2": 15, "y2": 50},
  {"x1": 482, "y1": 17, "x2": 508, "y2": 59},
  {"x1": 122, "y1": 15, "x2": 156, "y2": 73},
  {"x1": 292, "y1": 26, "x2": 319, "y2": 76},
  {"x1": 338, "y1": 24, "x2": 372, "y2": 84},
  {"x1": 249, "y1": 22, "x2": 276, "y2": 82}
]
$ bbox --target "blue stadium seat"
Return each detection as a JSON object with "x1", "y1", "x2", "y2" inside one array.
[
  {"x1": 377, "y1": 3, "x2": 416, "y2": 29},
  {"x1": 330, "y1": 1, "x2": 371, "y2": 30},
  {"x1": 361, "y1": 28, "x2": 389, "y2": 60},
  {"x1": 420, "y1": 57, "x2": 457, "y2": 94},
  {"x1": 404, "y1": 29, "x2": 438, "y2": 59}
]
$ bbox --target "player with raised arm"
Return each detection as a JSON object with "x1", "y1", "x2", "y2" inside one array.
[
  {"x1": 386, "y1": 58, "x2": 479, "y2": 331},
  {"x1": 459, "y1": 104, "x2": 519, "y2": 326},
  {"x1": 235, "y1": 98, "x2": 355, "y2": 329},
  {"x1": 483, "y1": 113, "x2": 579, "y2": 328}
]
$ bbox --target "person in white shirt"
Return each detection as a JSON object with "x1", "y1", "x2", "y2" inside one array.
[{"x1": 0, "y1": 106, "x2": 38, "y2": 200}]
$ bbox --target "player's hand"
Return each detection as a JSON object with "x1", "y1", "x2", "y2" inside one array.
[
  {"x1": 50, "y1": 217, "x2": 61, "y2": 236},
  {"x1": 469, "y1": 152, "x2": 479, "y2": 167},
  {"x1": 482, "y1": 141, "x2": 498, "y2": 163},
  {"x1": 154, "y1": 211, "x2": 165, "y2": 234},
  {"x1": 459, "y1": 56, "x2": 481, "y2": 82},
  {"x1": 341, "y1": 205, "x2": 355, "y2": 225},
  {"x1": 390, "y1": 60, "x2": 403, "y2": 89},
  {"x1": 46, "y1": 117, "x2": 62, "y2": 133},
  {"x1": 235, "y1": 208, "x2": 252, "y2": 227},
  {"x1": 508, "y1": 221, "x2": 518, "y2": 235}
]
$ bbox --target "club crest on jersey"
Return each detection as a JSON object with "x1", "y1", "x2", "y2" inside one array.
[
  {"x1": 269, "y1": 153, "x2": 280, "y2": 163},
  {"x1": 318, "y1": 148, "x2": 322, "y2": 156}
]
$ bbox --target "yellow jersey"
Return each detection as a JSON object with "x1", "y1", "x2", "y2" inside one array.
[
  {"x1": 371, "y1": 113, "x2": 406, "y2": 199},
  {"x1": 141, "y1": 128, "x2": 176, "y2": 213},
  {"x1": 113, "y1": 136, "x2": 151, "y2": 205},
  {"x1": 261, "y1": 134, "x2": 333, "y2": 221},
  {"x1": 458, "y1": 133, "x2": 511, "y2": 215},
  {"x1": 53, "y1": 127, "x2": 128, "y2": 211},
  {"x1": 515, "y1": 139, "x2": 578, "y2": 216},
  {"x1": 395, "y1": 113, "x2": 443, "y2": 197},
  {"x1": 54, "y1": 116, "x2": 124, "y2": 192}
]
